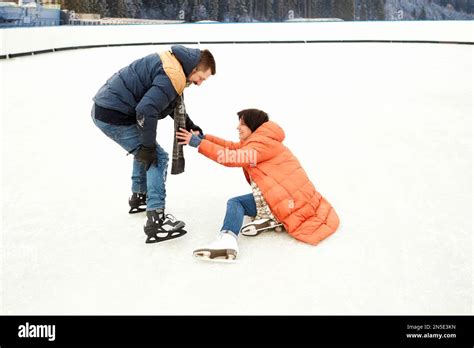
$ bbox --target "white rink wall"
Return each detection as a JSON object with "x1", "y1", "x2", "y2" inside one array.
[{"x1": 0, "y1": 20, "x2": 473, "y2": 57}]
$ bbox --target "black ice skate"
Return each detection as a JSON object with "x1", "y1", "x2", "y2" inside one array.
[
  {"x1": 240, "y1": 218, "x2": 284, "y2": 237},
  {"x1": 144, "y1": 209, "x2": 186, "y2": 243},
  {"x1": 128, "y1": 192, "x2": 147, "y2": 214}
]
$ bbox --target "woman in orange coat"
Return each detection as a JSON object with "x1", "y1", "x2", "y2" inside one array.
[{"x1": 176, "y1": 109, "x2": 339, "y2": 261}]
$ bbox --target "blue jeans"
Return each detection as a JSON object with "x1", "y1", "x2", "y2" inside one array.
[
  {"x1": 91, "y1": 107, "x2": 169, "y2": 210},
  {"x1": 221, "y1": 194, "x2": 257, "y2": 236}
]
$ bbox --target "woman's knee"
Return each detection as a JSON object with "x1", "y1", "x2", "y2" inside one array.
[{"x1": 227, "y1": 196, "x2": 242, "y2": 209}]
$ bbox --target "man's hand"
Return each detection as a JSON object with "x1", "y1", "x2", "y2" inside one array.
[
  {"x1": 176, "y1": 128, "x2": 192, "y2": 145},
  {"x1": 176, "y1": 128, "x2": 202, "y2": 147},
  {"x1": 135, "y1": 145, "x2": 157, "y2": 171}
]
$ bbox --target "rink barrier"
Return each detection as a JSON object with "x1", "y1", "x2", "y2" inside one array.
[{"x1": 1, "y1": 39, "x2": 473, "y2": 59}]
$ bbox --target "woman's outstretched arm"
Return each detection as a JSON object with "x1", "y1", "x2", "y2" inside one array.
[
  {"x1": 203, "y1": 134, "x2": 242, "y2": 150},
  {"x1": 176, "y1": 128, "x2": 269, "y2": 168}
]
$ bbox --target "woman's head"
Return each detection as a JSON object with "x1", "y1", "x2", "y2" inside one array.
[{"x1": 237, "y1": 109, "x2": 269, "y2": 141}]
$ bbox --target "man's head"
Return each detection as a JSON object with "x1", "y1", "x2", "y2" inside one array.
[{"x1": 187, "y1": 49, "x2": 216, "y2": 87}]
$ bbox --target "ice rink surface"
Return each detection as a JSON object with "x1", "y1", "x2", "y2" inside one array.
[{"x1": 1, "y1": 25, "x2": 472, "y2": 314}]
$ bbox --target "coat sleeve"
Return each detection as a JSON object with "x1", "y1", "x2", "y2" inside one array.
[
  {"x1": 169, "y1": 112, "x2": 204, "y2": 135},
  {"x1": 198, "y1": 138, "x2": 273, "y2": 167},
  {"x1": 203, "y1": 134, "x2": 242, "y2": 149},
  {"x1": 136, "y1": 74, "x2": 177, "y2": 147},
  {"x1": 185, "y1": 113, "x2": 203, "y2": 135}
]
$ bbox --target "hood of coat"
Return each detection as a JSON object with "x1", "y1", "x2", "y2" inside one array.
[
  {"x1": 171, "y1": 45, "x2": 201, "y2": 77},
  {"x1": 247, "y1": 121, "x2": 285, "y2": 143}
]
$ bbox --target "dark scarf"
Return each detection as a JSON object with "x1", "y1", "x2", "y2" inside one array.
[{"x1": 171, "y1": 95, "x2": 186, "y2": 175}]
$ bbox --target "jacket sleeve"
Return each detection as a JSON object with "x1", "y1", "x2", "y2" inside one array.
[
  {"x1": 185, "y1": 113, "x2": 203, "y2": 135},
  {"x1": 203, "y1": 134, "x2": 241, "y2": 149},
  {"x1": 136, "y1": 74, "x2": 177, "y2": 147},
  {"x1": 198, "y1": 138, "x2": 273, "y2": 168},
  {"x1": 168, "y1": 111, "x2": 203, "y2": 135}
]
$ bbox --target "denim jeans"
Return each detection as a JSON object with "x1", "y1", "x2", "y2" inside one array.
[
  {"x1": 221, "y1": 194, "x2": 257, "y2": 236},
  {"x1": 91, "y1": 107, "x2": 169, "y2": 210}
]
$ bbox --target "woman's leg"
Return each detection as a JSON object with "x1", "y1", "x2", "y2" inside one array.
[
  {"x1": 221, "y1": 193, "x2": 257, "y2": 237},
  {"x1": 193, "y1": 194, "x2": 255, "y2": 261}
]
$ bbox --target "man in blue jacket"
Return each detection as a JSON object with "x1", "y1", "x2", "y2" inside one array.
[{"x1": 91, "y1": 45, "x2": 215, "y2": 243}]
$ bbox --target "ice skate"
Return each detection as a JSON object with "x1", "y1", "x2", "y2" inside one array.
[
  {"x1": 240, "y1": 218, "x2": 284, "y2": 237},
  {"x1": 128, "y1": 192, "x2": 147, "y2": 214},
  {"x1": 144, "y1": 209, "x2": 186, "y2": 243},
  {"x1": 193, "y1": 232, "x2": 239, "y2": 263}
]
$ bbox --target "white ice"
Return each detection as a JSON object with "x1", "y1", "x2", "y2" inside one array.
[{"x1": 1, "y1": 25, "x2": 472, "y2": 315}]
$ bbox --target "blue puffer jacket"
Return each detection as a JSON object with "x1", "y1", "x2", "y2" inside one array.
[{"x1": 93, "y1": 45, "x2": 202, "y2": 147}]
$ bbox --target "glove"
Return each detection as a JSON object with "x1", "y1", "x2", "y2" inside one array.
[{"x1": 135, "y1": 145, "x2": 157, "y2": 171}]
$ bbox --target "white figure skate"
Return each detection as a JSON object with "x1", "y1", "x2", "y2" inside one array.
[
  {"x1": 193, "y1": 232, "x2": 239, "y2": 263},
  {"x1": 240, "y1": 218, "x2": 284, "y2": 237}
]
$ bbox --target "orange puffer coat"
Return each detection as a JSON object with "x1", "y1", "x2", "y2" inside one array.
[{"x1": 198, "y1": 121, "x2": 339, "y2": 245}]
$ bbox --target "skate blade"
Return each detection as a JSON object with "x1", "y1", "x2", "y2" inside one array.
[
  {"x1": 173, "y1": 221, "x2": 186, "y2": 230},
  {"x1": 240, "y1": 226, "x2": 260, "y2": 236},
  {"x1": 129, "y1": 206, "x2": 146, "y2": 214},
  {"x1": 193, "y1": 249, "x2": 238, "y2": 263},
  {"x1": 145, "y1": 229, "x2": 187, "y2": 244},
  {"x1": 240, "y1": 224, "x2": 284, "y2": 237}
]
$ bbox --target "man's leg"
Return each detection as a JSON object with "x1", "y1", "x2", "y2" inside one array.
[
  {"x1": 142, "y1": 143, "x2": 187, "y2": 243},
  {"x1": 131, "y1": 160, "x2": 147, "y2": 195},
  {"x1": 221, "y1": 193, "x2": 257, "y2": 237},
  {"x1": 92, "y1": 108, "x2": 185, "y2": 243},
  {"x1": 145, "y1": 143, "x2": 168, "y2": 210},
  {"x1": 91, "y1": 109, "x2": 146, "y2": 207}
]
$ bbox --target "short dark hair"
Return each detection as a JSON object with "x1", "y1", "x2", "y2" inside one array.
[
  {"x1": 197, "y1": 49, "x2": 216, "y2": 75},
  {"x1": 237, "y1": 109, "x2": 269, "y2": 132}
]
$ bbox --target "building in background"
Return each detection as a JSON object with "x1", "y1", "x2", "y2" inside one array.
[
  {"x1": 41, "y1": 0, "x2": 61, "y2": 9},
  {"x1": 0, "y1": 0, "x2": 60, "y2": 27}
]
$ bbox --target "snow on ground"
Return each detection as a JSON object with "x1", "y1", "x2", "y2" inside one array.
[{"x1": 1, "y1": 35, "x2": 472, "y2": 314}]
